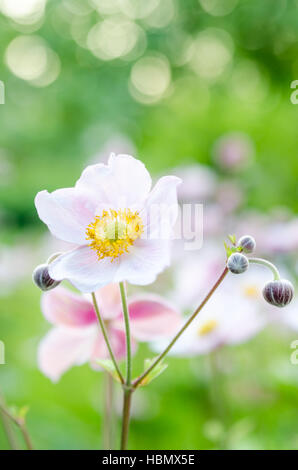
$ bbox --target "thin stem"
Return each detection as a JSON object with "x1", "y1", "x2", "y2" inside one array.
[
  {"x1": 0, "y1": 405, "x2": 33, "y2": 450},
  {"x1": 0, "y1": 410, "x2": 19, "y2": 449},
  {"x1": 133, "y1": 266, "x2": 229, "y2": 388},
  {"x1": 120, "y1": 388, "x2": 132, "y2": 450},
  {"x1": 119, "y1": 282, "x2": 132, "y2": 386},
  {"x1": 103, "y1": 372, "x2": 114, "y2": 450},
  {"x1": 0, "y1": 390, "x2": 19, "y2": 449},
  {"x1": 91, "y1": 292, "x2": 124, "y2": 384},
  {"x1": 119, "y1": 281, "x2": 133, "y2": 450},
  {"x1": 249, "y1": 257, "x2": 280, "y2": 280}
]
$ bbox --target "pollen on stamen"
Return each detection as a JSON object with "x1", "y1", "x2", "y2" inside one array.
[
  {"x1": 197, "y1": 319, "x2": 218, "y2": 336},
  {"x1": 86, "y1": 208, "x2": 144, "y2": 261}
]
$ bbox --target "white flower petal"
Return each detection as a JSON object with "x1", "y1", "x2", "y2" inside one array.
[
  {"x1": 141, "y1": 175, "x2": 181, "y2": 240},
  {"x1": 115, "y1": 239, "x2": 171, "y2": 285},
  {"x1": 76, "y1": 154, "x2": 152, "y2": 209},
  {"x1": 35, "y1": 188, "x2": 96, "y2": 244},
  {"x1": 48, "y1": 246, "x2": 120, "y2": 293}
]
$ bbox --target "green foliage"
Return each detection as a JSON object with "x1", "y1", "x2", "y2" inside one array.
[
  {"x1": 95, "y1": 359, "x2": 122, "y2": 383},
  {"x1": 138, "y1": 359, "x2": 168, "y2": 387}
]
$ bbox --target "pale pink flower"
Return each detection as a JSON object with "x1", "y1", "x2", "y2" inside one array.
[
  {"x1": 172, "y1": 164, "x2": 217, "y2": 202},
  {"x1": 38, "y1": 284, "x2": 182, "y2": 382},
  {"x1": 212, "y1": 132, "x2": 255, "y2": 171},
  {"x1": 35, "y1": 154, "x2": 181, "y2": 292},
  {"x1": 162, "y1": 254, "x2": 269, "y2": 357},
  {"x1": 273, "y1": 296, "x2": 298, "y2": 331},
  {"x1": 153, "y1": 290, "x2": 265, "y2": 357},
  {"x1": 172, "y1": 243, "x2": 225, "y2": 311}
]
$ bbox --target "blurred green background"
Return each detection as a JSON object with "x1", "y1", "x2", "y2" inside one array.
[{"x1": 0, "y1": 0, "x2": 298, "y2": 450}]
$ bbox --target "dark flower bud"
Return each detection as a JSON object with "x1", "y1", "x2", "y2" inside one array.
[
  {"x1": 263, "y1": 279, "x2": 294, "y2": 308},
  {"x1": 33, "y1": 264, "x2": 60, "y2": 291},
  {"x1": 238, "y1": 235, "x2": 256, "y2": 254},
  {"x1": 227, "y1": 252, "x2": 249, "y2": 274}
]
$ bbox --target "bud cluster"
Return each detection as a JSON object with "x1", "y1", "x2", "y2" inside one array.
[
  {"x1": 226, "y1": 234, "x2": 294, "y2": 308},
  {"x1": 226, "y1": 235, "x2": 255, "y2": 274}
]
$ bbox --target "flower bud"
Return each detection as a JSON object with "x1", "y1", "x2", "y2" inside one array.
[
  {"x1": 262, "y1": 279, "x2": 294, "y2": 308},
  {"x1": 33, "y1": 264, "x2": 60, "y2": 291},
  {"x1": 227, "y1": 253, "x2": 249, "y2": 274},
  {"x1": 238, "y1": 235, "x2": 256, "y2": 254}
]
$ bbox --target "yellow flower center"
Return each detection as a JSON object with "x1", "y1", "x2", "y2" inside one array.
[
  {"x1": 86, "y1": 209, "x2": 144, "y2": 261},
  {"x1": 197, "y1": 319, "x2": 218, "y2": 336},
  {"x1": 243, "y1": 285, "x2": 258, "y2": 298}
]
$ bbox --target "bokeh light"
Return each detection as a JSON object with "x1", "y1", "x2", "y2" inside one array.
[
  {"x1": 143, "y1": 0, "x2": 176, "y2": 29},
  {"x1": 5, "y1": 35, "x2": 61, "y2": 87},
  {"x1": 90, "y1": 0, "x2": 120, "y2": 16},
  {"x1": 129, "y1": 54, "x2": 171, "y2": 104},
  {"x1": 118, "y1": 0, "x2": 160, "y2": 19},
  {"x1": 199, "y1": 0, "x2": 238, "y2": 17},
  {"x1": 188, "y1": 28, "x2": 234, "y2": 81},
  {"x1": 0, "y1": 0, "x2": 47, "y2": 24},
  {"x1": 229, "y1": 59, "x2": 269, "y2": 103},
  {"x1": 87, "y1": 18, "x2": 146, "y2": 61}
]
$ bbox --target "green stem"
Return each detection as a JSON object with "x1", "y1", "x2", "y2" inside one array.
[
  {"x1": 0, "y1": 390, "x2": 19, "y2": 449},
  {"x1": 249, "y1": 257, "x2": 280, "y2": 280},
  {"x1": 91, "y1": 292, "x2": 124, "y2": 384},
  {"x1": 103, "y1": 372, "x2": 114, "y2": 450},
  {"x1": 0, "y1": 405, "x2": 33, "y2": 450},
  {"x1": 133, "y1": 266, "x2": 229, "y2": 389},
  {"x1": 120, "y1": 388, "x2": 133, "y2": 450},
  {"x1": 0, "y1": 409, "x2": 19, "y2": 449},
  {"x1": 119, "y1": 282, "x2": 133, "y2": 450},
  {"x1": 119, "y1": 282, "x2": 132, "y2": 386}
]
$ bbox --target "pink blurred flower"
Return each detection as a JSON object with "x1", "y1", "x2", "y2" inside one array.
[
  {"x1": 172, "y1": 243, "x2": 225, "y2": 310},
  {"x1": 262, "y1": 218, "x2": 298, "y2": 255},
  {"x1": 274, "y1": 296, "x2": 298, "y2": 331},
  {"x1": 213, "y1": 132, "x2": 255, "y2": 171},
  {"x1": 154, "y1": 289, "x2": 265, "y2": 357},
  {"x1": 172, "y1": 164, "x2": 217, "y2": 202},
  {"x1": 35, "y1": 154, "x2": 181, "y2": 292},
  {"x1": 235, "y1": 211, "x2": 298, "y2": 255},
  {"x1": 215, "y1": 180, "x2": 244, "y2": 214},
  {"x1": 38, "y1": 284, "x2": 182, "y2": 382}
]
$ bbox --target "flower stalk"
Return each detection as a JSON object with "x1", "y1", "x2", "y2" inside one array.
[
  {"x1": 91, "y1": 292, "x2": 124, "y2": 384},
  {"x1": 0, "y1": 392, "x2": 19, "y2": 450},
  {"x1": 103, "y1": 372, "x2": 115, "y2": 450},
  {"x1": 249, "y1": 257, "x2": 281, "y2": 280},
  {"x1": 119, "y1": 281, "x2": 133, "y2": 450},
  {"x1": 0, "y1": 404, "x2": 33, "y2": 450},
  {"x1": 120, "y1": 387, "x2": 133, "y2": 451}
]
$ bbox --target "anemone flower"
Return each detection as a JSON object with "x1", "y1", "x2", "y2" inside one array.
[
  {"x1": 38, "y1": 284, "x2": 182, "y2": 382},
  {"x1": 35, "y1": 154, "x2": 181, "y2": 292}
]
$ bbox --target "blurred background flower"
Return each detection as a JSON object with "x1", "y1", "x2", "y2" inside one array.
[{"x1": 0, "y1": 0, "x2": 297, "y2": 450}]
